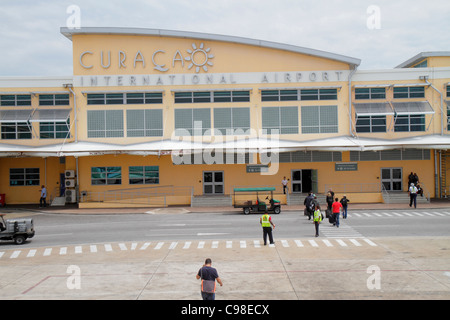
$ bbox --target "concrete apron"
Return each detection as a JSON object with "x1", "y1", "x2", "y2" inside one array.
[{"x1": 0, "y1": 236, "x2": 449, "y2": 300}]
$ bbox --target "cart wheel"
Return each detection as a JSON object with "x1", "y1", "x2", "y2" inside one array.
[
  {"x1": 274, "y1": 207, "x2": 281, "y2": 214},
  {"x1": 14, "y1": 235, "x2": 26, "y2": 245},
  {"x1": 243, "y1": 208, "x2": 250, "y2": 215}
]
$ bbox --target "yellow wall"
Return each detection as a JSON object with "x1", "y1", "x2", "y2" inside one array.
[
  {"x1": 72, "y1": 34, "x2": 350, "y2": 76},
  {"x1": 0, "y1": 157, "x2": 65, "y2": 204}
]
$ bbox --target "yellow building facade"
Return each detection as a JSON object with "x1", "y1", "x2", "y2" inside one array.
[{"x1": 1, "y1": 27, "x2": 449, "y2": 207}]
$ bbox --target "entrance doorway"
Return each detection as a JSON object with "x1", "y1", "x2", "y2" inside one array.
[
  {"x1": 381, "y1": 168, "x2": 402, "y2": 191},
  {"x1": 291, "y1": 169, "x2": 317, "y2": 193},
  {"x1": 203, "y1": 171, "x2": 224, "y2": 195}
]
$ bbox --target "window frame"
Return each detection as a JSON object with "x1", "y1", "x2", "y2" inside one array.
[
  {"x1": 129, "y1": 166, "x2": 159, "y2": 185},
  {"x1": 9, "y1": 168, "x2": 40, "y2": 186},
  {"x1": 91, "y1": 166, "x2": 122, "y2": 185}
]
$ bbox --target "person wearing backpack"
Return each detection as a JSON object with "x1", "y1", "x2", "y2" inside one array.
[
  {"x1": 304, "y1": 192, "x2": 315, "y2": 220},
  {"x1": 340, "y1": 195, "x2": 350, "y2": 219}
]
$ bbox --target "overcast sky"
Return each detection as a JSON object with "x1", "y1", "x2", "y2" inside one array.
[{"x1": 0, "y1": 0, "x2": 449, "y2": 76}]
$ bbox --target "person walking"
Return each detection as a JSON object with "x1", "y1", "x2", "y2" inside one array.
[
  {"x1": 313, "y1": 204, "x2": 323, "y2": 237},
  {"x1": 196, "y1": 258, "x2": 223, "y2": 300},
  {"x1": 39, "y1": 185, "x2": 47, "y2": 208},
  {"x1": 303, "y1": 192, "x2": 314, "y2": 220},
  {"x1": 326, "y1": 190, "x2": 334, "y2": 212},
  {"x1": 281, "y1": 176, "x2": 288, "y2": 194},
  {"x1": 340, "y1": 195, "x2": 350, "y2": 219},
  {"x1": 260, "y1": 210, "x2": 275, "y2": 246},
  {"x1": 409, "y1": 183, "x2": 418, "y2": 208},
  {"x1": 331, "y1": 197, "x2": 343, "y2": 228}
]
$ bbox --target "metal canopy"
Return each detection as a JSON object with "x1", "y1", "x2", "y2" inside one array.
[
  {"x1": 29, "y1": 108, "x2": 71, "y2": 123},
  {"x1": 391, "y1": 101, "x2": 435, "y2": 115},
  {"x1": 0, "y1": 109, "x2": 33, "y2": 123},
  {"x1": 354, "y1": 102, "x2": 395, "y2": 116}
]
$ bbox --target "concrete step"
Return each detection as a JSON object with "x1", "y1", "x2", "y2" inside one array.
[
  {"x1": 51, "y1": 196, "x2": 66, "y2": 206},
  {"x1": 383, "y1": 192, "x2": 429, "y2": 204}
]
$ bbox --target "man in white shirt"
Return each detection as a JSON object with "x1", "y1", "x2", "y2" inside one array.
[
  {"x1": 409, "y1": 183, "x2": 418, "y2": 208},
  {"x1": 40, "y1": 185, "x2": 47, "y2": 208},
  {"x1": 281, "y1": 176, "x2": 288, "y2": 194}
]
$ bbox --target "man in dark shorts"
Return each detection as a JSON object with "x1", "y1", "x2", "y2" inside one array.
[{"x1": 196, "y1": 258, "x2": 223, "y2": 300}]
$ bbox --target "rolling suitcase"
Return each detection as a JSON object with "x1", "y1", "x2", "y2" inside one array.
[{"x1": 328, "y1": 213, "x2": 335, "y2": 224}]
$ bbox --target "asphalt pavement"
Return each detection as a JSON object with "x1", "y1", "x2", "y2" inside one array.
[{"x1": 0, "y1": 200, "x2": 449, "y2": 301}]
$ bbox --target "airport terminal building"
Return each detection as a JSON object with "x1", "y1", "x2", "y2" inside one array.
[{"x1": 1, "y1": 27, "x2": 450, "y2": 207}]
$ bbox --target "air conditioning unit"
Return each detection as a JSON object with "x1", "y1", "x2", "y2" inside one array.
[
  {"x1": 65, "y1": 170, "x2": 75, "y2": 178},
  {"x1": 65, "y1": 179, "x2": 75, "y2": 188},
  {"x1": 65, "y1": 189, "x2": 77, "y2": 203}
]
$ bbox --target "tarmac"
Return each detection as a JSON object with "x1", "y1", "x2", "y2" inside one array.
[{"x1": 0, "y1": 200, "x2": 449, "y2": 301}]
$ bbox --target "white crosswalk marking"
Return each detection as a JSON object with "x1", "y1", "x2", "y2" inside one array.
[
  {"x1": 373, "y1": 213, "x2": 383, "y2": 217},
  {"x1": 0, "y1": 236, "x2": 381, "y2": 260},
  {"x1": 183, "y1": 241, "x2": 191, "y2": 249},
  {"x1": 402, "y1": 212, "x2": 414, "y2": 217},
  {"x1": 10, "y1": 250, "x2": 21, "y2": 259},
  {"x1": 321, "y1": 224, "x2": 364, "y2": 239},
  {"x1": 169, "y1": 242, "x2": 178, "y2": 250},
  {"x1": 308, "y1": 240, "x2": 318, "y2": 247},
  {"x1": 350, "y1": 210, "x2": 450, "y2": 218},
  {"x1": 322, "y1": 239, "x2": 333, "y2": 247},
  {"x1": 27, "y1": 249, "x2": 36, "y2": 257},
  {"x1": 363, "y1": 239, "x2": 377, "y2": 247},
  {"x1": 295, "y1": 240, "x2": 304, "y2": 247}
]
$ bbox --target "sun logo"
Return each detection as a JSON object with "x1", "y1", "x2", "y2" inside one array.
[{"x1": 185, "y1": 43, "x2": 214, "y2": 73}]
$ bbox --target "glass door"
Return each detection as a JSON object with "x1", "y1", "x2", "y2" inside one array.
[
  {"x1": 381, "y1": 168, "x2": 402, "y2": 191},
  {"x1": 291, "y1": 170, "x2": 302, "y2": 193},
  {"x1": 203, "y1": 171, "x2": 224, "y2": 194}
]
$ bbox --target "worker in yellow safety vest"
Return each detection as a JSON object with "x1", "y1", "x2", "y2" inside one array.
[
  {"x1": 313, "y1": 204, "x2": 323, "y2": 237},
  {"x1": 260, "y1": 210, "x2": 275, "y2": 246}
]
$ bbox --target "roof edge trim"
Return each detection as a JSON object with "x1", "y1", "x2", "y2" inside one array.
[
  {"x1": 60, "y1": 27, "x2": 361, "y2": 67},
  {"x1": 395, "y1": 51, "x2": 450, "y2": 69}
]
